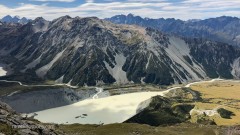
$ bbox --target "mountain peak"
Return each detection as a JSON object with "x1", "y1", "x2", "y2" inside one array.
[
  {"x1": 186, "y1": 19, "x2": 201, "y2": 23},
  {"x1": 1, "y1": 15, "x2": 31, "y2": 24},
  {"x1": 30, "y1": 17, "x2": 49, "y2": 33},
  {"x1": 58, "y1": 15, "x2": 72, "y2": 20},
  {"x1": 34, "y1": 17, "x2": 46, "y2": 22},
  {"x1": 106, "y1": 14, "x2": 240, "y2": 46},
  {"x1": 1, "y1": 15, "x2": 13, "y2": 22},
  {"x1": 3, "y1": 15, "x2": 12, "y2": 18},
  {"x1": 127, "y1": 13, "x2": 134, "y2": 17},
  {"x1": 13, "y1": 15, "x2": 20, "y2": 19}
]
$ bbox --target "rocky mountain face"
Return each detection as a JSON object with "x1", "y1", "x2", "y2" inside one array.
[
  {"x1": 1, "y1": 88, "x2": 97, "y2": 113},
  {"x1": 0, "y1": 16, "x2": 240, "y2": 86},
  {"x1": 1, "y1": 15, "x2": 31, "y2": 24},
  {"x1": 0, "y1": 101, "x2": 61, "y2": 135},
  {"x1": 106, "y1": 14, "x2": 240, "y2": 46},
  {"x1": 126, "y1": 96, "x2": 194, "y2": 126}
]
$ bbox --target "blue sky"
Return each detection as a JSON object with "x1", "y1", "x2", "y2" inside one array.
[{"x1": 0, "y1": 0, "x2": 240, "y2": 20}]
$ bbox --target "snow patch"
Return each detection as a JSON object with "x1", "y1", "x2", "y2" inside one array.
[
  {"x1": 145, "y1": 53, "x2": 152, "y2": 69},
  {"x1": 55, "y1": 75, "x2": 64, "y2": 83},
  {"x1": 140, "y1": 77, "x2": 145, "y2": 84},
  {"x1": 25, "y1": 54, "x2": 42, "y2": 69},
  {"x1": 170, "y1": 69, "x2": 186, "y2": 83},
  {"x1": 71, "y1": 39, "x2": 84, "y2": 49},
  {"x1": 0, "y1": 65, "x2": 7, "y2": 77},
  {"x1": 32, "y1": 21, "x2": 49, "y2": 33},
  {"x1": 234, "y1": 35, "x2": 240, "y2": 42},
  {"x1": 67, "y1": 79, "x2": 73, "y2": 86},
  {"x1": 145, "y1": 38, "x2": 161, "y2": 57},
  {"x1": 165, "y1": 37, "x2": 204, "y2": 81},
  {"x1": 104, "y1": 53, "x2": 129, "y2": 84},
  {"x1": 36, "y1": 50, "x2": 65, "y2": 78}
]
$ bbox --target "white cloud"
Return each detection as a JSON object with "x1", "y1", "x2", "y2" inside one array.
[
  {"x1": 85, "y1": 0, "x2": 94, "y2": 3},
  {"x1": 127, "y1": 0, "x2": 166, "y2": 2},
  {"x1": 0, "y1": 0, "x2": 239, "y2": 20},
  {"x1": 30, "y1": 0, "x2": 75, "y2": 2}
]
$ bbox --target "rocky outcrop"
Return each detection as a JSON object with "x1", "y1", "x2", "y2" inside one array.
[
  {"x1": 0, "y1": 101, "x2": 62, "y2": 135},
  {"x1": 125, "y1": 96, "x2": 194, "y2": 126}
]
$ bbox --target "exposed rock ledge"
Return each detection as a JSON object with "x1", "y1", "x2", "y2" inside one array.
[{"x1": 0, "y1": 101, "x2": 63, "y2": 135}]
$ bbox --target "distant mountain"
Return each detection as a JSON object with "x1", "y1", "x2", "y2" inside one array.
[
  {"x1": 1, "y1": 15, "x2": 13, "y2": 22},
  {"x1": 0, "y1": 16, "x2": 240, "y2": 86},
  {"x1": 106, "y1": 14, "x2": 240, "y2": 46},
  {"x1": 1, "y1": 15, "x2": 31, "y2": 24}
]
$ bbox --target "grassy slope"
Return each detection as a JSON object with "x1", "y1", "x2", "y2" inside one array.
[
  {"x1": 58, "y1": 123, "x2": 221, "y2": 135},
  {"x1": 190, "y1": 80, "x2": 240, "y2": 125}
]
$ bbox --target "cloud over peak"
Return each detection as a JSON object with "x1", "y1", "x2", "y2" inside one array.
[{"x1": 0, "y1": 0, "x2": 239, "y2": 20}]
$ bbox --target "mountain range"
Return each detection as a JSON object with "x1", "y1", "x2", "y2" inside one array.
[
  {"x1": 0, "y1": 15, "x2": 31, "y2": 24},
  {"x1": 106, "y1": 14, "x2": 240, "y2": 46},
  {"x1": 0, "y1": 15, "x2": 240, "y2": 86}
]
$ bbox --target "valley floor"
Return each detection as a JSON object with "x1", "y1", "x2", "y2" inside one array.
[
  {"x1": 27, "y1": 79, "x2": 240, "y2": 126},
  {"x1": 189, "y1": 80, "x2": 240, "y2": 125},
  {"x1": 57, "y1": 123, "x2": 235, "y2": 135},
  {"x1": 1, "y1": 78, "x2": 240, "y2": 134}
]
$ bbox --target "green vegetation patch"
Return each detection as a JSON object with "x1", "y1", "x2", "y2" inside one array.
[
  {"x1": 0, "y1": 123, "x2": 17, "y2": 135},
  {"x1": 194, "y1": 114, "x2": 217, "y2": 125}
]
